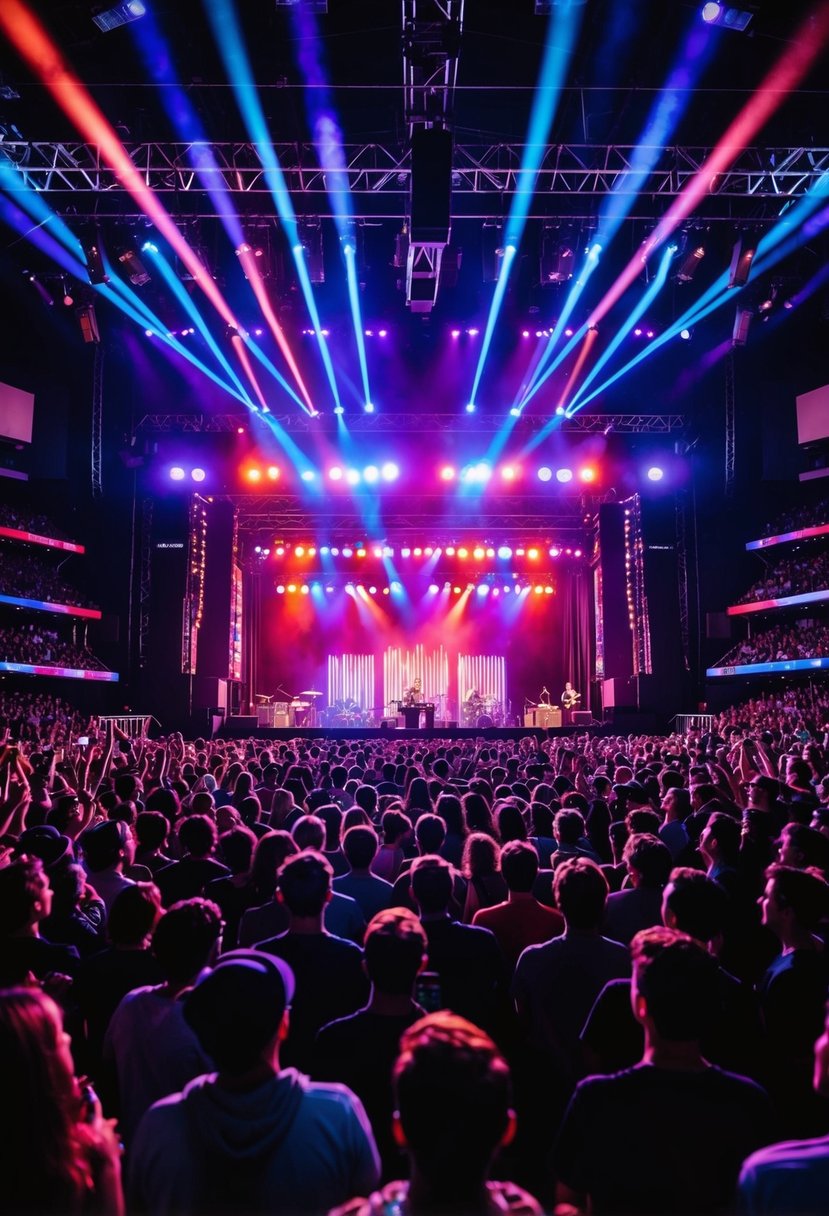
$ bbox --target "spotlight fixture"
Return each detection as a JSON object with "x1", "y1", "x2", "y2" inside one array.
[
  {"x1": 675, "y1": 244, "x2": 705, "y2": 283},
  {"x1": 646, "y1": 466, "x2": 665, "y2": 482},
  {"x1": 679, "y1": 328, "x2": 693, "y2": 341},
  {"x1": 118, "y1": 247, "x2": 151, "y2": 286},
  {"x1": 541, "y1": 228, "x2": 575, "y2": 284},
  {"x1": 85, "y1": 241, "x2": 109, "y2": 286},
  {"x1": 298, "y1": 218, "x2": 325, "y2": 284},
  {"x1": 61, "y1": 279, "x2": 74, "y2": 307},
  {"x1": 76, "y1": 302, "x2": 100, "y2": 344},
  {"x1": 275, "y1": 0, "x2": 329, "y2": 11},
  {"x1": 732, "y1": 306, "x2": 753, "y2": 347},
  {"x1": 92, "y1": 0, "x2": 146, "y2": 32},
  {"x1": 700, "y1": 2, "x2": 753, "y2": 31},
  {"x1": 728, "y1": 236, "x2": 757, "y2": 289}
]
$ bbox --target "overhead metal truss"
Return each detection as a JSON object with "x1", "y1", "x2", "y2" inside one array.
[
  {"x1": 136, "y1": 412, "x2": 686, "y2": 435},
  {"x1": 402, "y1": 0, "x2": 464, "y2": 135},
  {"x1": 226, "y1": 494, "x2": 595, "y2": 539},
  {"x1": 2, "y1": 141, "x2": 826, "y2": 220}
]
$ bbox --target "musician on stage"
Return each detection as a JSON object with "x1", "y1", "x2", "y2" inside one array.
[
  {"x1": 561, "y1": 680, "x2": 581, "y2": 724},
  {"x1": 403, "y1": 676, "x2": 422, "y2": 707}
]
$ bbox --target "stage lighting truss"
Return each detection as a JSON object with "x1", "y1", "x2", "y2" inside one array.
[
  {"x1": 265, "y1": 542, "x2": 584, "y2": 563},
  {"x1": 12, "y1": 142, "x2": 827, "y2": 220},
  {"x1": 274, "y1": 576, "x2": 558, "y2": 597},
  {"x1": 239, "y1": 460, "x2": 609, "y2": 487}
]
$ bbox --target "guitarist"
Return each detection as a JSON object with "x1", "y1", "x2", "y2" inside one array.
[{"x1": 561, "y1": 681, "x2": 581, "y2": 724}]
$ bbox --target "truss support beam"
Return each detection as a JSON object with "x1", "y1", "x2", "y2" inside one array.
[
  {"x1": 725, "y1": 352, "x2": 736, "y2": 498},
  {"x1": 136, "y1": 412, "x2": 686, "y2": 435},
  {"x1": 91, "y1": 344, "x2": 103, "y2": 497},
  {"x1": 402, "y1": 0, "x2": 464, "y2": 136},
  {"x1": 1, "y1": 143, "x2": 824, "y2": 219}
]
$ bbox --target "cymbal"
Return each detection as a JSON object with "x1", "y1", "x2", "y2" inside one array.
[{"x1": 300, "y1": 689, "x2": 323, "y2": 697}]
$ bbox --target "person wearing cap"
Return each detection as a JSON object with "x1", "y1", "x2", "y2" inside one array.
[{"x1": 128, "y1": 949, "x2": 380, "y2": 1216}]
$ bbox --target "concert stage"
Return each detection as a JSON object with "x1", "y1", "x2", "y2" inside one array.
[{"x1": 218, "y1": 722, "x2": 600, "y2": 742}]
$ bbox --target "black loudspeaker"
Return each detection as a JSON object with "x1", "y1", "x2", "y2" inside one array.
[
  {"x1": 706, "y1": 612, "x2": 732, "y2": 640},
  {"x1": 571, "y1": 710, "x2": 592, "y2": 725},
  {"x1": 410, "y1": 127, "x2": 453, "y2": 244},
  {"x1": 227, "y1": 715, "x2": 258, "y2": 735}
]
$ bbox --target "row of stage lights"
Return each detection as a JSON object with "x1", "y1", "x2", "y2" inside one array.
[
  {"x1": 255, "y1": 544, "x2": 584, "y2": 559},
  {"x1": 274, "y1": 581, "x2": 557, "y2": 597},
  {"x1": 238, "y1": 463, "x2": 666, "y2": 486}
]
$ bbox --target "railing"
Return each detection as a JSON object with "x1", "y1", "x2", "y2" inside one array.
[
  {"x1": 98, "y1": 714, "x2": 151, "y2": 738},
  {"x1": 672, "y1": 714, "x2": 716, "y2": 735}
]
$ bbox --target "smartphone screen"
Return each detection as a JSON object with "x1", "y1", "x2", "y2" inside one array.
[{"x1": 414, "y1": 971, "x2": 442, "y2": 1013}]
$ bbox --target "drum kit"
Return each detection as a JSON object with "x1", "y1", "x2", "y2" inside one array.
[
  {"x1": 321, "y1": 698, "x2": 375, "y2": 726},
  {"x1": 463, "y1": 693, "x2": 504, "y2": 728},
  {"x1": 258, "y1": 689, "x2": 323, "y2": 726}
]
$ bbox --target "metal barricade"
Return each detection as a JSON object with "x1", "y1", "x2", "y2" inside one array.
[
  {"x1": 98, "y1": 714, "x2": 152, "y2": 738},
  {"x1": 672, "y1": 713, "x2": 716, "y2": 735}
]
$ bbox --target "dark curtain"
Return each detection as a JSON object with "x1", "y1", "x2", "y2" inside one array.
[{"x1": 561, "y1": 568, "x2": 594, "y2": 715}]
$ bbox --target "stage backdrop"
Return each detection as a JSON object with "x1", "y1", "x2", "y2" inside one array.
[{"x1": 253, "y1": 567, "x2": 592, "y2": 723}]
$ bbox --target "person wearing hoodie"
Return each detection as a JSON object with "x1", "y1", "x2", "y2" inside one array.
[{"x1": 128, "y1": 949, "x2": 380, "y2": 1215}]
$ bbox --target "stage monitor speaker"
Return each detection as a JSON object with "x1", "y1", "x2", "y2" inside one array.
[
  {"x1": 273, "y1": 713, "x2": 291, "y2": 728},
  {"x1": 228, "y1": 715, "x2": 257, "y2": 733},
  {"x1": 410, "y1": 127, "x2": 453, "y2": 244},
  {"x1": 571, "y1": 710, "x2": 592, "y2": 725},
  {"x1": 379, "y1": 718, "x2": 399, "y2": 730},
  {"x1": 525, "y1": 708, "x2": 561, "y2": 728}
]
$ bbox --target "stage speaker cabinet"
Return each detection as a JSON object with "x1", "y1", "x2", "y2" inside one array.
[
  {"x1": 410, "y1": 127, "x2": 453, "y2": 244},
  {"x1": 273, "y1": 713, "x2": 291, "y2": 728},
  {"x1": 525, "y1": 708, "x2": 562, "y2": 728},
  {"x1": 571, "y1": 710, "x2": 592, "y2": 726},
  {"x1": 228, "y1": 715, "x2": 257, "y2": 734},
  {"x1": 379, "y1": 717, "x2": 399, "y2": 730}
]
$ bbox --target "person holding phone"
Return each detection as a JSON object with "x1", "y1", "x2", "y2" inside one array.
[{"x1": 0, "y1": 986, "x2": 124, "y2": 1215}]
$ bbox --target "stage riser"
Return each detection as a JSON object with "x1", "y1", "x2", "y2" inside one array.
[{"x1": 218, "y1": 725, "x2": 597, "y2": 741}]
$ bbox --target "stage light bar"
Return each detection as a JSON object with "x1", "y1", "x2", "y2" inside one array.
[
  {"x1": 92, "y1": 0, "x2": 146, "y2": 33},
  {"x1": 700, "y1": 3, "x2": 753, "y2": 31}
]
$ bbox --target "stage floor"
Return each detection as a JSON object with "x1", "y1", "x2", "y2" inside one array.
[{"x1": 219, "y1": 723, "x2": 601, "y2": 741}]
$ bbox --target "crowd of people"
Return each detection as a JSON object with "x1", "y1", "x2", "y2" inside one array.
[
  {"x1": 760, "y1": 498, "x2": 829, "y2": 539},
  {"x1": 1, "y1": 544, "x2": 98, "y2": 609},
  {"x1": 713, "y1": 685, "x2": 829, "y2": 741},
  {"x1": 0, "y1": 624, "x2": 108, "y2": 672},
  {"x1": 0, "y1": 503, "x2": 75, "y2": 542},
  {"x1": 1, "y1": 719, "x2": 828, "y2": 1214},
  {"x1": 0, "y1": 689, "x2": 94, "y2": 744},
  {"x1": 718, "y1": 622, "x2": 829, "y2": 668},
  {"x1": 737, "y1": 550, "x2": 829, "y2": 605}
]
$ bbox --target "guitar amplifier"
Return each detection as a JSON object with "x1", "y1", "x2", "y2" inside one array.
[
  {"x1": 524, "y1": 707, "x2": 562, "y2": 728},
  {"x1": 571, "y1": 710, "x2": 592, "y2": 725}
]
